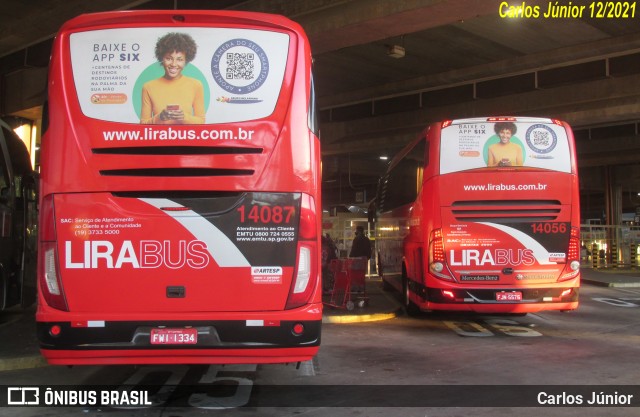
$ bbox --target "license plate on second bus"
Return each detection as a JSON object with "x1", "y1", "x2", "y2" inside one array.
[
  {"x1": 496, "y1": 291, "x2": 522, "y2": 301},
  {"x1": 150, "y1": 328, "x2": 198, "y2": 345}
]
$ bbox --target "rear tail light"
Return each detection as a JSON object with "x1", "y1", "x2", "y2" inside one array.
[
  {"x1": 567, "y1": 227, "x2": 580, "y2": 261},
  {"x1": 49, "y1": 325, "x2": 62, "y2": 337},
  {"x1": 430, "y1": 229, "x2": 444, "y2": 263},
  {"x1": 286, "y1": 194, "x2": 319, "y2": 309},
  {"x1": 297, "y1": 193, "x2": 317, "y2": 240},
  {"x1": 293, "y1": 246, "x2": 311, "y2": 294},
  {"x1": 487, "y1": 117, "x2": 516, "y2": 122},
  {"x1": 429, "y1": 229, "x2": 453, "y2": 281},
  {"x1": 292, "y1": 323, "x2": 305, "y2": 336},
  {"x1": 38, "y1": 195, "x2": 69, "y2": 311},
  {"x1": 43, "y1": 245, "x2": 60, "y2": 295},
  {"x1": 561, "y1": 289, "x2": 573, "y2": 298},
  {"x1": 559, "y1": 227, "x2": 580, "y2": 282},
  {"x1": 442, "y1": 290, "x2": 455, "y2": 299}
]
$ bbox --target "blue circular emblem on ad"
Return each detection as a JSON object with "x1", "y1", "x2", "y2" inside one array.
[
  {"x1": 211, "y1": 39, "x2": 269, "y2": 95},
  {"x1": 525, "y1": 124, "x2": 557, "y2": 154}
]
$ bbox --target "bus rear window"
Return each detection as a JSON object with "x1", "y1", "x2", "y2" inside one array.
[
  {"x1": 70, "y1": 27, "x2": 289, "y2": 124},
  {"x1": 440, "y1": 119, "x2": 572, "y2": 174}
]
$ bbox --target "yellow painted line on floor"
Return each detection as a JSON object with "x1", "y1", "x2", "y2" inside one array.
[
  {"x1": 322, "y1": 311, "x2": 399, "y2": 324},
  {"x1": 0, "y1": 355, "x2": 47, "y2": 372}
]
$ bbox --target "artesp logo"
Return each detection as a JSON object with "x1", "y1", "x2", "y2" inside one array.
[{"x1": 251, "y1": 266, "x2": 282, "y2": 275}]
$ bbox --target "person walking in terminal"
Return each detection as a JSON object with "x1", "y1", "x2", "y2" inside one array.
[
  {"x1": 487, "y1": 121, "x2": 523, "y2": 167},
  {"x1": 140, "y1": 32, "x2": 205, "y2": 124},
  {"x1": 349, "y1": 226, "x2": 372, "y2": 259}
]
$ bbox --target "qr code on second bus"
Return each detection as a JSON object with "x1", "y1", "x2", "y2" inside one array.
[
  {"x1": 226, "y1": 52, "x2": 255, "y2": 80},
  {"x1": 532, "y1": 130, "x2": 550, "y2": 147}
]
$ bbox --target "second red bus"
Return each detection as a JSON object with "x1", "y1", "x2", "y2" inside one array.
[{"x1": 375, "y1": 117, "x2": 580, "y2": 315}]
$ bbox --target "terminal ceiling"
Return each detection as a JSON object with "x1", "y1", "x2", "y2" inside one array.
[{"x1": 1, "y1": 0, "x2": 640, "y2": 217}]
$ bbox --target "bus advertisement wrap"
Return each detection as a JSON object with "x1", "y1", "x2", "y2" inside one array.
[
  {"x1": 440, "y1": 118, "x2": 572, "y2": 174},
  {"x1": 71, "y1": 28, "x2": 289, "y2": 124}
]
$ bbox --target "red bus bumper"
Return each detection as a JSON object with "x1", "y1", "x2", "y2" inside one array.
[
  {"x1": 39, "y1": 346, "x2": 319, "y2": 366},
  {"x1": 415, "y1": 279, "x2": 580, "y2": 314},
  {"x1": 37, "y1": 304, "x2": 321, "y2": 365}
]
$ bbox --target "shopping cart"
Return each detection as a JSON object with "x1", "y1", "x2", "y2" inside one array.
[{"x1": 324, "y1": 257, "x2": 369, "y2": 311}]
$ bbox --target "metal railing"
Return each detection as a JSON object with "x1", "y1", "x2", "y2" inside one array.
[{"x1": 581, "y1": 224, "x2": 640, "y2": 269}]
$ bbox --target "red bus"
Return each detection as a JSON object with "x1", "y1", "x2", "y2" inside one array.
[
  {"x1": 37, "y1": 10, "x2": 322, "y2": 365},
  {"x1": 375, "y1": 117, "x2": 580, "y2": 315}
]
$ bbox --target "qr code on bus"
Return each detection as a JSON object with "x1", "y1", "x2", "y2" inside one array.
[
  {"x1": 226, "y1": 52, "x2": 255, "y2": 80},
  {"x1": 532, "y1": 130, "x2": 550, "y2": 147}
]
